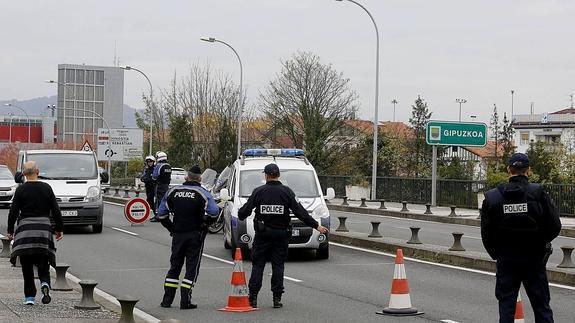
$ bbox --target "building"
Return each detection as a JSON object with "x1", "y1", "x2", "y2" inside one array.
[
  {"x1": 0, "y1": 114, "x2": 56, "y2": 144},
  {"x1": 512, "y1": 108, "x2": 575, "y2": 153},
  {"x1": 442, "y1": 141, "x2": 504, "y2": 180},
  {"x1": 57, "y1": 64, "x2": 124, "y2": 145}
]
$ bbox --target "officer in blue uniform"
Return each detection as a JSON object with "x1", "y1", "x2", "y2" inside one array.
[
  {"x1": 151, "y1": 151, "x2": 171, "y2": 222},
  {"x1": 238, "y1": 163, "x2": 329, "y2": 309},
  {"x1": 157, "y1": 166, "x2": 219, "y2": 309},
  {"x1": 140, "y1": 156, "x2": 156, "y2": 216},
  {"x1": 481, "y1": 153, "x2": 561, "y2": 323}
]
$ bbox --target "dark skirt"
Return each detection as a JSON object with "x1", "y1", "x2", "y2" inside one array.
[{"x1": 10, "y1": 217, "x2": 56, "y2": 266}]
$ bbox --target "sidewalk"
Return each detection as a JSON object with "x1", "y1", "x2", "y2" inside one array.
[{"x1": 0, "y1": 257, "x2": 119, "y2": 322}]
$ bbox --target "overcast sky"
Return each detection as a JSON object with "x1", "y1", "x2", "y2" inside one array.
[{"x1": 1, "y1": 0, "x2": 574, "y2": 124}]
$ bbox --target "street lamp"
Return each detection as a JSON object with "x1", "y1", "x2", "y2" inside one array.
[
  {"x1": 510, "y1": 90, "x2": 515, "y2": 123},
  {"x1": 120, "y1": 66, "x2": 155, "y2": 156},
  {"x1": 335, "y1": 0, "x2": 380, "y2": 200},
  {"x1": 201, "y1": 36, "x2": 244, "y2": 159},
  {"x1": 46, "y1": 79, "x2": 75, "y2": 147},
  {"x1": 455, "y1": 98, "x2": 467, "y2": 122},
  {"x1": 4, "y1": 103, "x2": 30, "y2": 143},
  {"x1": 391, "y1": 99, "x2": 398, "y2": 122}
]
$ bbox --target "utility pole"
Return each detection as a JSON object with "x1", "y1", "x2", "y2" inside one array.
[
  {"x1": 391, "y1": 99, "x2": 398, "y2": 122},
  {"x1": 510, "y1": 90, "x2": 515, "y2": 122}
]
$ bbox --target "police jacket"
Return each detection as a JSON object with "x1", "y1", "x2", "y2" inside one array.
[
  {"x1": 157, "y1": 181, "x2": 219, "y2": 233},
  {"x1": 238, "y1": 181, "x2": 319, "y2": 230},
  {"x1": 152, "y1": 161, "x2": 172, "y2": 185},
  {"x1": 140, "y1": 166, "x2": 155, "y2": 189},
  {"x1": 480, "y1": 175, "x2": 561, "y2": 261}
]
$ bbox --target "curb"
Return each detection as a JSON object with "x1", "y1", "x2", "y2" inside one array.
[
  {"x1": 330, "y1": 232, "x2": 575, "y2": 287},
  {"x1": 327, "y1": 204, "x2": 575, "y2": 238}
]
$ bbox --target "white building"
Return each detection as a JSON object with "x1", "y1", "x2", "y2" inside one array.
[{"x1": 513, "y1": 108, "x2": 575, "y2": 153}]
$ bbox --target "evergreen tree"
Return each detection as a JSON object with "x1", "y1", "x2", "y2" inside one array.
[
  {"x1": 167, "y1": 114, "x2": 193, "y2": 169},
  {"x1": 489, "y1": 104, "x2": 501, "y2": 159},
  {"x1": 500, "y1": 112, "x2": 516, "y2": 165},
  {"x1": 407, "y1": 95, "x2": 432, "y2": 177}
]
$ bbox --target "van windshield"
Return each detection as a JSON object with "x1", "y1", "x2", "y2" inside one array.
[
  {"x1": 29, "y1": 153, "x2": 98, "y2": 180},
  {"x1": 0, "y1": 168, "x2": 13, "y2": 180},
  {"x1": 239, "y1": 169, "x2": 319, "y2": 198}
]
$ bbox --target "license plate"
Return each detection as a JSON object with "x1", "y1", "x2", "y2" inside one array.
[
  {"x1": 62, "y1": 210, "x2": 78, "y2": 217},
  {"x1": 292, "y1": 229, "x2": 300, "y2": 237}
]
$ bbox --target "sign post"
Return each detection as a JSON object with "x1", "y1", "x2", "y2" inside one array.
[
  {"x1": 426, "y1": 121, "x2": 487, "y2": 206},
  {"x1": 124, "y1": 197, "x2": 151, "y2": 225}
]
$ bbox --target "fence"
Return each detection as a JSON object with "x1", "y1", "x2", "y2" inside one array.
[{"x1": 318, "y1": 175, "x2": 575, "y2": 217}]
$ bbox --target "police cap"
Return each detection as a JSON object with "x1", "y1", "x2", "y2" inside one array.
[
  {"x1": 508, "y1": 153, "x2": 529, "y2": 168},
  {"x1": 263, "y1": 163, "x2": 280, "y2": 176},
  {"x1": 189, "y1": 165, "x2": 201, "y2": 174}
]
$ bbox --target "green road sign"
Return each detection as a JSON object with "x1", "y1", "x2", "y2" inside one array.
[{"x1": 426, "y1": 121, "x2": 487, "y2": 147}]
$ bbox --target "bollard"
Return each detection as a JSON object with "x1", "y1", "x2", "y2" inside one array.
[
  {"x1": 359, "y1": 198, "x2": 367, "y2": 207},
  {"x1": 0, "y1": 237, "x2": 11, "y2": 258},
  {"x1": 400, "y1": 201, "x2": 409, "y2": 212},
  {"x1": 117, "y1": 295, "x2": 139, "y2": 323},
  {"x1": 52, "y1": 263, "x2": 73, "y2": 291},
  {"x1": 368, "y1": 221, "x2": 382, "y2": 238},
  {"x1": 113, "y1": 188, "x2": 121, "y2": 197},
  {"x1": 341, "y1": 196, "x2": 349, "y2": 206},
  {"x1": 378, "y1": 199, "x2": 387, "y2": 210},
  {"x1": 74, "y1": 280, "x2": 101, "y2": 310},
  {"x1": 407, "y1": 227, "x2": 422, "y2": 244},
  {"x1": 449, "y1": 206, "x2": 457, "y2": 217},
  {"x1": 449, "y1": 232, "x2": 465, "y2": 251},
  {"x1": 335, "y1": 217, "x2": 349, "y2": 232},
  {"x1": 123, "y1": 189, "x2": 130, "y2": 198},
  {"x1": 557, "y1": 246, "x2": 575, "y2": 268},
  {"x1": 424, "y1": 203, "x2": 433, "y2": 215}
]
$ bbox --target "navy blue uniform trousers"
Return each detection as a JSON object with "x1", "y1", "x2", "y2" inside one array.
[{"x1": 249, "y1": 228, "x2": 290, "y2": 296}]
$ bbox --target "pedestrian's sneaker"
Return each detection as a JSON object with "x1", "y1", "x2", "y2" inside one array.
[
  {"x1": 41, "y1": 282, "x2": 51, "y2": 304},
  {"x1": 273, "y1": 296, "x2": 283, "y2": 309},
  {"x1": 24, "y1": 297, "x2": 35, "y2": 305}
]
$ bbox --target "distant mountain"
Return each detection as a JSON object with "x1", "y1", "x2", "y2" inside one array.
[{"x1": 0, "y1": 95, "x2": 139, "y2": 127}]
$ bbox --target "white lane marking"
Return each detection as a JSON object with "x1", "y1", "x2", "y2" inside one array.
[
  {"x1": 330, "y1": 242, "x2": 575, "y2": 291},
  {"x1": 201, "y1": 253, "x2": 304, "y2": 283},
  {"x1": 58, "y1": 269, "x2": 160, "y2": 323},
  {"x1": 104, "y1": 201, "x2": 126, "y2": 207},
  {"x1": 441, "y1": 320, "x2": 461, "y2": 323},
  {"x1": 111, "y1": 227, "x2": 139, "y2": 236}
]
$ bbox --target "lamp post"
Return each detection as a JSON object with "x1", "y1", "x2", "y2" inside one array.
[
  {"x1": 46, "y1": 80, "x2": 76, "y2": 147},
  {"x1": 391, "y1": 99, "x2": 398, "y2": 122},
  {"x1": 455, "y1": 98, "x2": 467, "y2": 122},
  {"x1": 335, "y1": 0, "x2": 380, "y2": 200},
  {"x1": 510, "y1": 90, "x2": 515, "y2": 122},
  {"x1": 4, "y1": 104, "x2": 30, "y2": 143},
  {"x1": 201, "y1": 37, "x2": 243, "y2": 159},
  {"x1": 121, "y1": 66, "x2": 155, "y2": 156}
]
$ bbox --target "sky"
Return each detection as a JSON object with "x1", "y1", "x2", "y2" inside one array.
[{"x1": 1, "y1": 0, "x2": 574, "y2": 125}]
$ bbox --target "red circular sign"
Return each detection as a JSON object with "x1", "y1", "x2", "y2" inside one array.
[{"x1": 124, "y1": 198, "x2": 151, "y2": 224}]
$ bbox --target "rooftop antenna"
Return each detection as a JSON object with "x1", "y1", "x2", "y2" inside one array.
[
  {"x1": 570, "y1": 93, "x2": 574, "y2": 109},
  {"x1": 530, "y1": 102, "x2": 534, "y2": 114},
  {"x1": 114, "y1": 41, "x2": 118, "y2": 67}
]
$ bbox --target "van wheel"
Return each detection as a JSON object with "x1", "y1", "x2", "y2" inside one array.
[
  {"x1": 92, "y1": 223, "x2": 103, "y2": 233},
  {"x1": 316, "y1": 245, "x2": 329, "y2": 259}
]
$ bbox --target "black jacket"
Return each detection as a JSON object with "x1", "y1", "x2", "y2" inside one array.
[
  {"x1": 481, "y1": 175, "x2": 561, "y2": 261},
  {"x1": 238, "y1": 181, "x2": 319, "y2": 230},
  {"x1": 140, "y1": 166, "x2": 155, "y2": 189}
]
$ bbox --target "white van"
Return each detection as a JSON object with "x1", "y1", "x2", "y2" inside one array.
[
  {"x1": 16, "y1": 150, "x2": 107, "y2": 233},
  {"x1": 219, "y1": 149, "x2": 335, "y2": 259}
]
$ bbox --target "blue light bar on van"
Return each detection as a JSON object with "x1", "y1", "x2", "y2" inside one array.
[{"x1": 243, "y1": 148, "x2": 305, "y2": 157}]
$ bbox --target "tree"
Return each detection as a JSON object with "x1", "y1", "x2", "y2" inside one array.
[
  {"x1": 526, "y1": 141, "x2": 560, "y2": 183},
  {"x1": 490, "y1": 104, "x2": 501, "y2": 159},
  {"x1": 439, "y1": 157, "x2": 474, "y2": 180},
  {"x1": 260, "y1": 51, "x2": 358, "y2": 174},
  {"x1": 352, "y1": 131, "x2": 403, "y2": 177},
  {"x1": 500, "y1": 112, "x2": 515, "y2": 164},
  {"x1": 406, "y1": 96, "x2": 432, "y2": 177}
]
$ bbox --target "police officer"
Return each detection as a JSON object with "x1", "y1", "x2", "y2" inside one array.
[
  {"x1": 140, "y1": 156, "x2": 156, "y2": 216},
  {"x1": 238, "y1": 163, "x2": 329, "y2": 309},
  {"x1": 481, "y1": 153, "x2": 561, "y2": 323},
  {"x1": 151, "y1": 151, "x2": 171, "y2": 222},
  {"x1": 157, "y1": 166, "x2": 219, "y2": 309}
]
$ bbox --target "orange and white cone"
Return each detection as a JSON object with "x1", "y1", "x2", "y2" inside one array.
[
  {"x1": 218, "y1": 248, "x2": 258, "y2": 313},
  {"x1": 514, "y1": 294, "x2": 525, "y2": 323},
  {"x1": 377, "y1": 249, "x2": 423, "y2": 316}
]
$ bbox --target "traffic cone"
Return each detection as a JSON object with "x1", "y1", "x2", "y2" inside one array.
[
  {"x1": 514, "y1": 294, "x2": 525, "y2": 323},
  {"x1": 376, "y1": 249, "x2": 423, "y2": 316},
  {"x1": 218, "y1": 248, "x2": 258, "y2": 313}
]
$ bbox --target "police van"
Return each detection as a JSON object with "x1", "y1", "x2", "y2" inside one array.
[{"x1": 218, "y1": 149, "x2": 335, "y2": 259}]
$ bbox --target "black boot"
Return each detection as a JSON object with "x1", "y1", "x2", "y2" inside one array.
[
  {"x1": 248, "y1": 293, "x2": 258, "y2": 308},
  {"x1": 273, "y1": 294, "x2": 283, "y2": 309},
  {"x1": 150, "y1": 216, "x2": 160, "y2": 222},
  {"x1": 180, "y1": 287, "x2": 197, "y2": 309},
  {"x1": 160, "y1": 286, "x2": 177, "y2": 308}
]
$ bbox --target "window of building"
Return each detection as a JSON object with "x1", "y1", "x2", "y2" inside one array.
[
  {"x1": 85, "y1": 86, "x2": 94, "y2": 101},
  {"x1": 85, "y1": 102, "x2": 94, "y2": 112},
  {"x1": 95, "y1": 70, "x2": 104, "y2": 85},
  {"x1": 75, "y1": 102, "x2": 84, "y2": 117},
  {"x1": 75, "y1": 85, "x2": 84, "y2": 100},
  {"x1": 66, "y1": 69, "x2": 75, "y2": 84},
  {"x1": 76, "y1": 70, "x2": 85, "y2": 83},
  {"x1": 520, "y1": 132, "x2": 530, "y2": 145},
  {"x1": 66, "y1": 85, "x2": 74, "y2": 100},
  {"x1": 95, "y1": 86, "x2": 104, "y2": 101},
  {"x1": 86, "y1": 70, "x2": 95, "y2": 84},
  {"x1": 95, "y1": 102, "x2": 103, "y2": 116},
  {"x1": 58, "y1": 84, "x2": 64, "y2": 99},
  {"x1": 58, "y1": 69, "x2": 65, "y2": 83}
]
